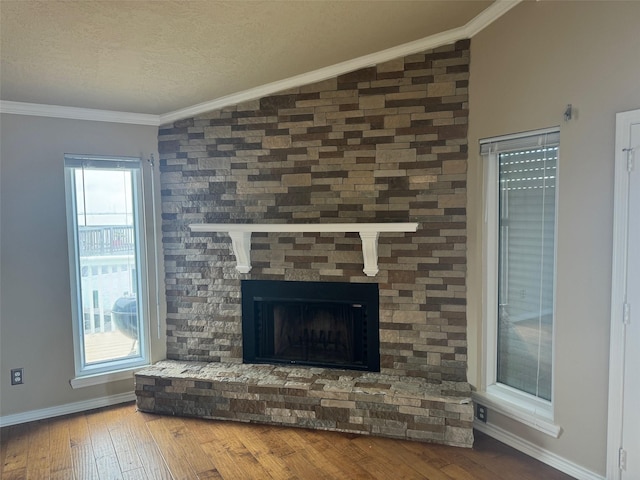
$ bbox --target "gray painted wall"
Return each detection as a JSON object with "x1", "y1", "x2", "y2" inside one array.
[
  {"x1": 0, "y1": 114, "x2": 164, "y2": 417},
  {"x1": 467, "y1": 1, "x2": 640, "y2": 475}
]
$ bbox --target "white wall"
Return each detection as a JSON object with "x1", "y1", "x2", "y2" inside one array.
[
  {"x1": 0, "y1": 114, "x2": 165, "y2": 417},
  {"x1": 467, "y1": 1, "x2": 640, "y2": 476}
]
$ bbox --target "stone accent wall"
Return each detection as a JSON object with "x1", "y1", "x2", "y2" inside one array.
[{"x1": 158, "y1": 40, "x2": 469, "y2": 383}]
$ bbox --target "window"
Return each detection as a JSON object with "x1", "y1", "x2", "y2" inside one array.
[
  {"x1": 479, "y1": 128, "x2": 559, "y2": 430},
  {"x1": 65, "y1": 155, "x2": 149, "y2": 378}
]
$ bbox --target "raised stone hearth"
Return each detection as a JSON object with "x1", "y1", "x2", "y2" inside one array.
[{"x1": 135, "y1": 361, "x2": 473, "y2": 448}]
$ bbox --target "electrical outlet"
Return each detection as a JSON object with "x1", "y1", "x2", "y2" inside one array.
[
  {"x1": 11, "y1": 368, "x2": 24, "y2": 385},
  {"x1": 476, "y1": 403, "x2": 488, "y2": 423}
]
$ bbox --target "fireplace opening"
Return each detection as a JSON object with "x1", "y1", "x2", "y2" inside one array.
[{"x1": 241, "y1": 280, "x2": 380, "y2": 371}]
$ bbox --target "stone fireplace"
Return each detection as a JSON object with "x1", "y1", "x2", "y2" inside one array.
[{"x1": 135, "y1": 39, "x2": 473, "y2": 447}]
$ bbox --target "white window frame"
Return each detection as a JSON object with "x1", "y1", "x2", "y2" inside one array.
[
  {"x1": 475, "y1": 127, "x2": 561, "y2": 437},
  {"x1": 64, "y1": 155, "x2": 151, "y2": 384}
]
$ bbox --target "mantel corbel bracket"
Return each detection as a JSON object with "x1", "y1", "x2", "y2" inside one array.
[
  {"x1": 228, "y1": 231, "x2": 252, "y2": 273},
  {"x1": 189, "y1": 223, "x2": 418, "y2": 277},
  {"x1": 359, "y1": 231, "x2": 380, "y2": 276}
]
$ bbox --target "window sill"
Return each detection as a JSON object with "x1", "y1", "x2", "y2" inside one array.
[
  {"x1": 70, "y1": 366, "x2": 144, "y2": 389},
  {"x1": 472, "y1": 390, "x2": 562, "y2": 438}
]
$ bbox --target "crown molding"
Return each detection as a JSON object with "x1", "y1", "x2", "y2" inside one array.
[
  {"x1": 0, "y1": 1, "x2": 521, "y2": 127},
  {"x1": 0, "y1": 100, "x2": 160, "y2": 126},
  {"x1": 159, "y1": 26, "x2": 465, "y2": 125},
  {"x1": 159, "y1": 0, "x2": 522, "y2": 125},
  {"x1": 465, "y1": 0, "x2": 521, "y2": 38}
]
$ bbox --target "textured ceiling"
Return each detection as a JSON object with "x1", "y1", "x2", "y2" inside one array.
[{"x1": 0, "y1": 1, "x2": 493, "y2": 115}]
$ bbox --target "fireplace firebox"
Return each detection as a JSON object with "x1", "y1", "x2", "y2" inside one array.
[{"x1": 241, "y1": 280, "x2": 380, "y2": 371}]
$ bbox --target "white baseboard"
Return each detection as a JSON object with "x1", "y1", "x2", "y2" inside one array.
[
  {"x1": 0, "y1": 392, "x2": 136, "y2": 427},
  {"x1": 474, "y1": 420, "x2": 605, "y2": 480}
]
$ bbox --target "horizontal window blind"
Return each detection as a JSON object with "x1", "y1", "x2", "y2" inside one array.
[
  {"x1": 480, "y1": 128, "x2": 559, "y2": 155},
  {"x1": 64, "y1": 155, "x2": 141, "y2": 170},
  {"x1": 499, "y1": 146, "x2": 557, "y2": 322}
]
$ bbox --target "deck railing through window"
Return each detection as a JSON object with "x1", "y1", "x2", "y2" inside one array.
[{"x1": 79, "y1": 226, "x2": 135, "y2": 256}]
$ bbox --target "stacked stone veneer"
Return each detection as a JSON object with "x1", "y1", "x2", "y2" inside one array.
[
  {"x1": 141, "y1": 39, "x2": 472, "y2": 444},
  {"x1": 136, "y1": 361, "x2": 473, "y2": 447}
]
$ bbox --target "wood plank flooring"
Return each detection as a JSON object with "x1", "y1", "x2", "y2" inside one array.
[{"x1": 0, "y1": 402, "x2": 574, "y2": 479}]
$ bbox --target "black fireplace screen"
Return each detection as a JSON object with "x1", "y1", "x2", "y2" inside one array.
[{"x1": 241, "y1": 280, "x2": 380, "y2": 371}]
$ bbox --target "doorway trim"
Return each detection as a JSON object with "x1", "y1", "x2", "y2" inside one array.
[{"x1": 607, "y1": 108, "x2": 640, "y2": 479}]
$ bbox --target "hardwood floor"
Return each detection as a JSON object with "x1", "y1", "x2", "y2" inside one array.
[{"x1": 0, "y1": 401, "x2": 574, "y2": 479}]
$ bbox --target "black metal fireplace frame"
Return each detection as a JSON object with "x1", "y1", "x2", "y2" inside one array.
[{"x1": 241, "y1": 280, "x2": 380, "y2": 372}]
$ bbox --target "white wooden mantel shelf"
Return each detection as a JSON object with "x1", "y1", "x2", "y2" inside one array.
[{"x1": 189, "y1": 223, "x2": 419, "y2": 276}]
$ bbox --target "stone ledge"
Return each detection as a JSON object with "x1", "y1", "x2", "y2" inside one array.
[{"x1": 135, "y1": 360, "x2": 473, "y2": 448}]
